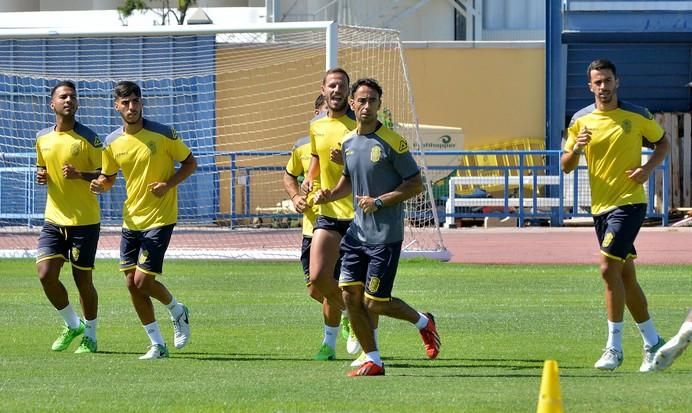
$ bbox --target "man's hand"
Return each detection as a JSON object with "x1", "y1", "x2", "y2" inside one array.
[
  {"x1": 291, "y1": 193, "x2": 307, "y2": 213},
  {"x1": 147, "y1": 181, "x2": 170, "y2": 197},
  {"x1": 626, "y1": 167, "x2": 651, "y2": 184},
  {"x1": 300, "y1": 179, "x2": 313, "y2": 195},
  {"x1": 62, "y1": 163, "x2": 81, "y2": 179},
  {"x1": 356, "y1": 195, "x2": 377, "y2": 214},
  {"x1": 36, "y1": 167, "x2": 48, "y2": 185},
  {"x1": 329, "y1": 147, "x2": 343, "y2": 165},
  {"x1": 574, "y1": 125, "x2": 592, "y2": 153},
  {"x1": 314, "y1": 189, "x2": 332, "y2": 205}
]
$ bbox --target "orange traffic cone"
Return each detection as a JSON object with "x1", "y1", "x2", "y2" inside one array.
[{"x1": 536, "y1": 360, "x2": 564, "y2": 413}]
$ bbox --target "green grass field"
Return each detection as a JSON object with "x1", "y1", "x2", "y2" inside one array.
[{"x1": 0, "y1": 258, "x2": 690, "y2": 412}]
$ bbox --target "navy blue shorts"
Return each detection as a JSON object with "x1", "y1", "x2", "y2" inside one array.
[
  {"x1": 338, "y1": 234, "x2": 402, "y2": 302},
  {"x1": 593, "y1": 204, "x2": 646, "y2": 261},
  {"x1": 36, "y1": 222, "x2": 100, "y2": 270},
  {"x1": 314, "y1": 215, "x2": 351, "y2": 237},
  {"x1": 120, "y1": 224, "x2": 174, "y2": 276},
  {"x1": 300, "y1": 236, "x2": 341, "y2": 285}
]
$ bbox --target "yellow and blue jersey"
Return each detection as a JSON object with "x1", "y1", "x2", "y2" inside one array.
[
  {"x1": 566, "y1": 101, "x2": 664, "y2": 215},
  {"x1": 102, "y1": 119, "x2": 191, "y2": 231},
  {"x1": 285, "y1": 135, "x2": 318, "y2": 237},
  {"x1": 35, "y1": 122, "x2": 102, "y2": 226},
  {"x1": 309, "y1": 109, "x2": 356, "y2": 220}
]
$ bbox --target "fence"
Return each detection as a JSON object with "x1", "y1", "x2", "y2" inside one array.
[{"x1": 0, "y1": 149, "x2": 670, "y2": 228}]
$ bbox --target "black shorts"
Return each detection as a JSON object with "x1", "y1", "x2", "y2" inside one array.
[
  {"x1": 593, "y1": 204, "x2": 646, "y2": 261},
  {"x1": 300, "y1": 236, "x2": 341, "y2": 285},
  {"x1": 120, "y1": 224, "x2": 175, "y2": 276},
  {"x1": 338, "y1": 233, "x2": 402, "y2": 302},
  {"x1": 314, "y1": 215, "x2": 351, "y2": 237},
  {"x1": 36, "y1": 222, "x2": 100, "y2": 270}
]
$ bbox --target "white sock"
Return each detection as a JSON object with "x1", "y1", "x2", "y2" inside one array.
[
  {"x1": 365, "y1": 351, "x2": 382, "y2": 366},
  {"x1": 143, "y1": 321, "x2": 165, "y2": 346},
  {"x1": 606, "y1": 320, "x2": 624, "y2": 351},
  {"x1": 166, "y1": 297, "x2": 182, "y2": 319},
  {"x1": 323, "y1": 325, "x2": 339, "y2": 349},
  {"x1": 57, "y1": 304, "x2": 81, "y2": 329},
  {"x1": 415, "y1": 312, "x2": 429, "y2": 330},
  {"x1": 637, "y1": 319, "x2": 660, "y2": 347},
  {"x1": 84, "y1": 318, "x2": 97, "y2": 340}
]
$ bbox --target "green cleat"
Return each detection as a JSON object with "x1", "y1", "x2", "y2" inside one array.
[
  {"x1": 74, "y1": 336, "x2": 98, "y2": 354},
  {"x1": 340, "y1": 314, "x2": 350, "y2": 340},
  {"x1": 314, "y1": 344, "x2": 336, "y2": 361},
  {"x1": 51, "y1": 321, "x2": 85, "y2": 351}
]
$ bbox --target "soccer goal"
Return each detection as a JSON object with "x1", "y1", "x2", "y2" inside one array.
[{"x1": 0, "y1": 22, "x2": 450, "y2": 261}]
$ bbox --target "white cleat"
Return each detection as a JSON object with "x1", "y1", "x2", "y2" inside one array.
[
  {"x1": 172, "y1": 304, "x2": 190, "y2": 349},
  {"x1": 346, "y1": 329, "x2": 361, "y2": 355},
  {"x1": 139, "y1": 344, "x2": 169, "y2": 360},
  {"x1": 654, "y1": 330, "x2": 691, "y2": 371},
  {"x1": 594, "y1": 347, "x2": 623, "y2": 370},
  {"x1": 639, "y1": 337, "x2": 665, "y2": 372}
]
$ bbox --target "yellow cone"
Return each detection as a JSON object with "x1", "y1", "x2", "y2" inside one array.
[{"x1": 536, "y1": 360, "x2": 564, "y2": 413}]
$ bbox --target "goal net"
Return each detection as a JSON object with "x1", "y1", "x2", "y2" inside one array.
[{"x1": 0, "y1": 22, "x2": 449, "y2": 260}]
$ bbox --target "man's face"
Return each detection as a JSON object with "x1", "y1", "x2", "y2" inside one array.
[
  {"x1": 349, "y1": 84, "x2": 381, "y2": 124},
  {"x1": 321, "y1": 72, "x2": 349, "y2": 113},
  {"x1": 51, "y1": 86, "x2": 78, "y2": 117},
  {"x1": 115, "y1": 93, "x2": 143, "y2": 125},
  {"x1": 588, "y1": 68, "x2": 618, "y2": 105}
]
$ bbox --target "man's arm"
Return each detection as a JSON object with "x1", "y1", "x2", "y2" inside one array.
[
  {"x1": 314, "y1": 175, "x2": 352, "y2": 205},
  {"x1": 301, "y1": 155, "x2": 320, "y2": 194},
  {"x1": 90, "y1": 174, "x2": 117, "y2": 194},
  {"x1": 627, "y1": 134, "x2": 670, "y2": 184},
  {"x1": 561, "y1": 126, "x2": 591, "y2": 174},
  {"x1": 62, "y1": 164, "x2": 101, "y2": 182},
  {"x1": 356, "y1": 172, "x2": 423, "y2": 214},
  {"x1": 148, "y1": 153, "x2": 197, "y2": 197},
  {"x1": 283, "y1": 172, "x2": 307, "y2": 213}
]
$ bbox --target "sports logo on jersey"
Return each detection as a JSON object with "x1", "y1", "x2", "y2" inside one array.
[
  {"x1": 93, "y1": 137, "x2": 103, "y2": 148},
  {"x1": 622, "y1": 119, "x2": 632, "y2": 134},
  {"x1": 70, "y1": 142, "x2": 81, "y2": 156},
  {"x1": 602, "y1": 232, "x2": 614, "y2": 248},
  {"x1": 367, "y1": 275, "x2": 381, "y2": 293},
  {"x1": 399, "y1": 139, "x2": 409, "y2": 152},
  {"x1": 370, "y1": 146, "x2": 382, "y2": 163},
  {"x1": 71, "y1": 247, "x2": 80, "y2": 261},
  {"x1": 138, "y1": 249, "x2": 149, "y2": 264},
  {"x1": 147, "y1": 141, "x2": 157, "y2": 155}
]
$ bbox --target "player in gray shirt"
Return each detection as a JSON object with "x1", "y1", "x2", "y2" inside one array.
[{"x1": 315, "y1": 78, "x2": 440, "y2": 376}]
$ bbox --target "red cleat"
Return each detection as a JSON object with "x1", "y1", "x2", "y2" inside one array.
[
  {"x1": 419, "y1": 312, "x2": 440, "y2": 359},
  {"x1": 347, "y1": 361, "x2": 385, "y2": 377}
]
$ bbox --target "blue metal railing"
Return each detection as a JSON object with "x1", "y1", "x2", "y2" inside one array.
[{"x1": 0, "y1": 149, "x2": 670, "y2": 227}]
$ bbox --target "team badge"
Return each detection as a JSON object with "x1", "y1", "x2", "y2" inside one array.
[
  {"x1": 622, "y1": 119, "x2": 632, "y2": 134},
  {"x1": 370, "y1": 146, "x2": 382, "y2": 163},
  {"x1": 71, "y1": 247, "x2": 80, "y2": 261},
  {"x1": 147, "y1": 141, "x2": 157, "y2": 155},
  {"x1": 602, "y1": 232, "x2": 614, "y2": 248},
  {"x1": 138, "y1": 249, "x2": 149, "y2": 264},
  {"x1": 93, "y1": 137, "x2": 103, "y2": 148},
  {"x1": 367, "y1": 275, "x2": 381, "y2": 293},
  {"x1": 399, "y1": 139, "x2": 408, "y2": 152},
  {"x1": 70, "y1": 142, "x2": 81, "y2": 156}
]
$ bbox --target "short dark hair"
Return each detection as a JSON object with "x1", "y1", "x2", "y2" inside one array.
[
  {"x1": 50, "y1": 80, "x2": 76, "y2": 98},
  {"x1": 587, "y1": 59, "x2": 617, "y2": 81},
  {"x1": 350, "y1": 78, "x2": 383, "y2": 99},
  {"x1": 322, "y1": 67, "x2": 350, "y2": 85},
  {"x1": 114, "y1": 81, "x2": 142, "y2": 99},
  {"x1": 314, "y1": 94, "x2": 325, "y2": 110}
]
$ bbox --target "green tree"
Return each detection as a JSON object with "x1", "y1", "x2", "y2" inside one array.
[{"x1": 119, "y1": 0, "x2": 197, "y2": 26}]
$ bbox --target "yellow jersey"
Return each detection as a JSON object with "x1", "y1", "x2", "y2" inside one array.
[
  {"x1": 285, "y1": 136, "x2": 317, "y2": 237},
  {"x1": 566, "y1": 101, "x2": 664, "y2": 215},
  {"x1": 35, "y1": 122, "x2": 102, "y2": 226},
  {"x1": 102, "y1": 119, "x2": 192, "y2": 231},
  {"x1": 309, "y1": 110, "x2": 356, "y2": 220}
]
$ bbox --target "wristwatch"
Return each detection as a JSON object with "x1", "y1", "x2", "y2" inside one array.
[{"x1": 374, "y1": 198, "x2": 384, "y2": 210}]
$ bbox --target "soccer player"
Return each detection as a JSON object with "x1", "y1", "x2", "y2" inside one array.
[
  {"x1": 561, "y1": 59, "x2": 669, "y2": 372},
  {"x1": 300, "y1": 69, "x2": 362, "y2": 354},
  {"x1": 90, "y1": 81, "x2": 196, "y2": 360},
  {"x1": 654, "y1": 309, "x2": 692, "y2": 371},
  {"x1": 35, "y1": 80, "x2": 103, "y2": 354},
  {"x1": 315, "y1": 78, "x2": 441, "y2": 376}
]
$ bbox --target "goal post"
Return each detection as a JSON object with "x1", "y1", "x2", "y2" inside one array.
[{"x1": 0, "y1": 22, "x2": 450, "y2": 261}]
